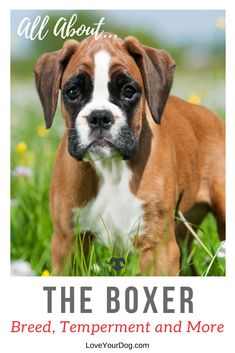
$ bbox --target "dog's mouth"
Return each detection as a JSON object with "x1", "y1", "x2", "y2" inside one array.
[
  {"x1": 87, "y1": 137, "x2": 116, "y2": 150},
  {"x1": 68, "y1": 127, "x2": 138, "y2": 162},
  {"x1": 83, "y1": 138, "x2": 119, "y2": 161},
  {"x1": 89, "y1": 138, "x2": 113, "y2": 148}
]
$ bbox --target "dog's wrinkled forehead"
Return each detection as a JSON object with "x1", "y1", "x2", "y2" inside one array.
[{"x1": 61, "y1": 34, "x2": 143, "y2": 87}]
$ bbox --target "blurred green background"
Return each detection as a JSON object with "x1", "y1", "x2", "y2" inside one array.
[{"x1": 11, "y1": 10, "x2": 225, "y2": 276}]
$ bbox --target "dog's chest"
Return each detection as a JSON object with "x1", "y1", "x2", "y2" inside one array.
[{"x1": 74, "y1": 161, "x2": 144, "y2": 246}]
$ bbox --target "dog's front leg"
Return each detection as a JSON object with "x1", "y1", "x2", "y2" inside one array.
[
  {"x1": 51, "y1": 205, "x2": 94, "y2": 275},
  {"x1": 49, "y1": 191, "x2": 76, "y2": 275},
  {"x1": 51, "y1": 231, "x2": 74, "y2": 275},
  {"x1": 135, "y1": 219, "x2": 180, "y2": 276}
]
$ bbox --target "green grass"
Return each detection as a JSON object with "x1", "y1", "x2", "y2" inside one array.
[
  {"x1": 11, "y1": 78, "x2": 225, "y2": 276},
  {"x1": 178, "y1": 214, "x2": 225, "y2": 276}
]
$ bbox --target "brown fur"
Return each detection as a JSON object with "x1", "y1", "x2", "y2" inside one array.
[{"x1": 34, "y1": 34, "x2": 225, "y2": 275}]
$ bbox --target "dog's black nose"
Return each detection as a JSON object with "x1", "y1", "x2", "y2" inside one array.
[{"x1": 88, "y1": 110, "x2": 114, "y2": 130}]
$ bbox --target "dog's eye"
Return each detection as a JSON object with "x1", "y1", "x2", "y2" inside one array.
[
  {"x1": 122, "y1": 84, "x2": 136, "y2": 99},
  {"x1": 66, "y1": 86, "x2": 80, "y2": 100}
]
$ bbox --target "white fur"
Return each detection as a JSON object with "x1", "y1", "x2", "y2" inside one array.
[
  {"x1": 75, "y1": 50, "x2": 127, "y2": 152},
  {"x1": 93, "y1": 50, "x2": 110, "y2": 101},
  {"x1": 73, "y1": 160, "x2": 144, "y2": 247}
]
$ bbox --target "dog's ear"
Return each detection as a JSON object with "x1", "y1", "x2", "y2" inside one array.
[
  {"x1": 34, "y1": 40, "x2": 79, "y2": 129},
  {"x1": 124, "y1": 36, "x2": 176, "y2": 124}
]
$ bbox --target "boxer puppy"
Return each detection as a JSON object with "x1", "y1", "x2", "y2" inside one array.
[{"x1": 34, "y1": 33, "x2": 225, "y2": 275}]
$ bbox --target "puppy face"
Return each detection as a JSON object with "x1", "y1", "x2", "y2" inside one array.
[
  {"x1": 34, "y1": 34, "x2": 176, "y2": 161},
  {"x1": 61, "y1": 43, "x2": 143, "y2": 161}
]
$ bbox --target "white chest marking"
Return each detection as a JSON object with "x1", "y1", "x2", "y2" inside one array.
[{"x1": 73, "y1": 160, "x2": 144, "y2": 247}]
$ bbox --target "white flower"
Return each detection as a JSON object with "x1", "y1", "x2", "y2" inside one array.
[
  {"x1": 217, "y1": 241, "x2": 226, "y2": 259},
  {"x1": 11, "y1": 260, "x2": 36, "y2": 276},
  {"x1": 11, "y1": 198, "x2": 19, "y2": 206},
  {"x1": 12, "y1": 165, "x2": 33, "y2": 177}
]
